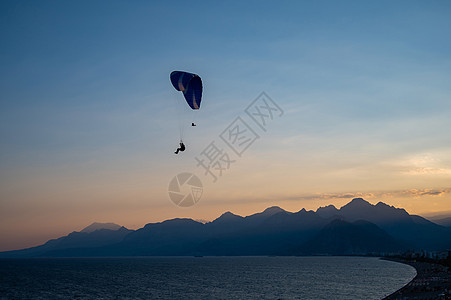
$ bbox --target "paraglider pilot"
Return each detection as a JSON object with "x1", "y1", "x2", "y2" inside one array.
[{"x1": 174, "y1": 141, "x2": 185, "y2": 154}]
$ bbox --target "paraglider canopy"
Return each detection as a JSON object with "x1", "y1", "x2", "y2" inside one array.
[{"x1": 170, "y1": 71, "x2": 203, "y2": 110}]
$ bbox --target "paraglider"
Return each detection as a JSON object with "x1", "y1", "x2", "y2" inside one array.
[
  {"x1": 170, "y1": 71, "x2": 203, "y2": 154},
  {"x1": 170, "y1": 71, "x2": 203, "y2": 110}
]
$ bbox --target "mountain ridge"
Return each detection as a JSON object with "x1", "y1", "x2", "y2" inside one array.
[
  {"x1": 80, "y1": 222, "x2": 122, "y2": 233},
  {"x1": 1, "y1": 198, "x2": 450, "y2": 257}
]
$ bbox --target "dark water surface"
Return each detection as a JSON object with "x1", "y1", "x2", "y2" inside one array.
[{"x1": 0, "y1": 256, "x2": 416, "y2": 299}]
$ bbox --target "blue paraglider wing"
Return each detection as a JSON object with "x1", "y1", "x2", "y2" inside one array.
[{"x1": 170, "y1": 71, "x2": 202, "y2": 110}]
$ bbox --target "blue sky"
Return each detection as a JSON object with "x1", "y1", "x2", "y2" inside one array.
[{"x1": 1, "y1": 0, "x2": 451, "y2": 250}]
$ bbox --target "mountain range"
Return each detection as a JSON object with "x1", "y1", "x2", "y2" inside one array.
[
  {"x1": 1, "y1": 198, "x2": 450, "y2": 257},
  {"x1": 428, "y1": 216, "x2": 451, "y2": 228}
]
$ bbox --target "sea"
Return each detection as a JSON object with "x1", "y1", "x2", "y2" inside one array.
[{"x1": 0, "y1": 256, "x2": 416, "y2": 299}]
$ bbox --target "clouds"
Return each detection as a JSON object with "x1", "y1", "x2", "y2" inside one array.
[
  {"x1": 283, "y1": 188, "x2": 451, "y2": 203},
  {"x1": 400, "y1": 188, "x2": 451, "y2": 197},
  {"x1": 403, "y1": 167, "x2": 451, "y2": 175}
]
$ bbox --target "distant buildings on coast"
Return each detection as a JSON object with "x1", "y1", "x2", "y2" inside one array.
[
  {"x1": 381, "y1": 249, "x2": 451, "y2": 267},
  {"x1": 397, "y1": 249, "x2": 450, "y2": 260}
]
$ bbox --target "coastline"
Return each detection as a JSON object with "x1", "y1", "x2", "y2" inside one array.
[{"x1": 381, "y1": 257, "x2": 451, "y2": 299}]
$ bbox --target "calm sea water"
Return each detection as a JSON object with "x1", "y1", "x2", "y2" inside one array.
[{"x1": 0, "y1": 256, "x2": 415, "y2": 299}]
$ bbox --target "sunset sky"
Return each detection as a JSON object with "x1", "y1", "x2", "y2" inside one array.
[{"x1": 1, "y1": 1, "x2": 451, "y2": 251}]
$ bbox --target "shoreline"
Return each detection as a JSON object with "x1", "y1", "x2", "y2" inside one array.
[{"x1": 381, "y1": 257, "x2": 451, "y2": 299}]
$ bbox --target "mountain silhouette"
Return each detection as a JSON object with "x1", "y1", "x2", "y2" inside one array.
[
  {"x1": 429, "y1": 216, "x2": 451, "y2": 228},
  {"x1": 300, "y1": 219, "x2": 407, "y2": 255},
  {"x1": 0, "y1": 226, "x2": 132, "y2": 257},
  {"x1": 1, "y1": 198, "x2": 450, "y2": 257},
  {"x1": 316, "y1": 204, "x2": 340, "y2": 219},
  {"x1": 81, "y1": 222, "x2": 122, "y2": 233},
  {"x1": 319, "y1": 198, "x2": 451, "y2": 250}
]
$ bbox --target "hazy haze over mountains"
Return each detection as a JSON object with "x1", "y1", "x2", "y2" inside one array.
[
  {"x1": 1, "y1": 198, "x2": 450, "y2": 257},
  {"x1": 80, "y1": 222, "x2": 122, "y2": 233}
]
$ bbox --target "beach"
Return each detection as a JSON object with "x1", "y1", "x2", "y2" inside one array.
[{"x1": 382, "y1": 258, "x2": 451, "y2": 299}]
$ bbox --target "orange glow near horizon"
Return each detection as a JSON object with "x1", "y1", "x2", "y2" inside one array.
[{"x1": 1, "y1": 186, "x2": 450, "y2": 252}]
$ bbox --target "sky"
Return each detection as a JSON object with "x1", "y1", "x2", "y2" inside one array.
[{"x1": 1, "y1": 0, "x2": 451, "y2": 251}]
